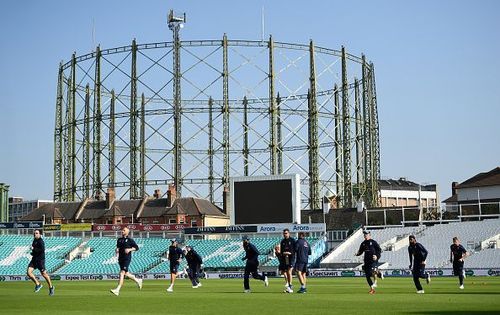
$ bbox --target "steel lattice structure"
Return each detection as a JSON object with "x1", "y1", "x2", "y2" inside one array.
[{"x1": 53, "y1": 33, "x2": 381, "y2": 210}]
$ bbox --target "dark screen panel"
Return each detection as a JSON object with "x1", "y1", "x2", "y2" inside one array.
[{"x1": 234, "y1": 179, "x2": 293, "y2": 224}]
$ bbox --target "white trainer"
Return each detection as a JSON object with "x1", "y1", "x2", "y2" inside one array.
[
  {"x1": 416, "y1": 290, "x2": 425, "y2": 294},
  {"x1": 459, "y1": 285, "x2": 464, "y2": 290},
  {"x1": 244, "y1": 289, "x2": 251, "y2": 293},
  {"x1": 110, "y1": 288, "x2": 120, "y2": 296},
  {"x1": 137, "y1": 279, "x2": 143, "y2": 290},
  {"x1": 264, "y1": 276, "x2": 269, "y2": 287},
  {"x1": 167, "y1": 286, "x2": 173, "y2": 292},
  {"x1": 197, "y1": 282, "x2": 202, "y2": 287}
]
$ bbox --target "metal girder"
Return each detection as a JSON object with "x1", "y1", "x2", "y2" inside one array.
[
  {"x1": 268, "y1": 35, "x2": 278, "y2": 174},
  {"x1": 361, "y1": 55, "x2": 373, "y2": 206},
  {"x1": 308, "y1": 40, "x2": 320, "y2": 210},
  {"x1": 69, "y1": 53, "x2": 77, "y2": 201},
  {"x1": 208, "y1": 97, "x2": 214, "y2": 203},
  {"x1": 109, "y1": 90, "x2": 116, "y2": 187},
  {"x1": 243, "y1": 96, "x2": 249, "y2": 176},
  {"x1": 222, "y1": 34, "x2": 230, "y2": 186},
  {"x1": 93, "y1": 45, "x2": 102, "y2": 198},
  {"x1": 341, "y1": 47, "x2": 352, "y2": 208},
  {"x1": 334, "y1": 84, "x2": 342, "y2": 202},
  {"x1": 140, "y1": 93, "x2": 146, "y2": 197},
  {"x1": 173, "y1": 26, "x2": 182, "y2": 197},
  {"x1": 276, "y1": 93, "x2": 283, "y2": 174},
  {"x1": 130, "y1": 39, "x2": 138, "y2": 199},
  {"x1": 354, "y1": 79, "x2": 363, "y2": 196},
  {"x1": 83, "y1": 84, "x2": 91, "y2": 198},
  {"x1": 369, "y1": 63, "x2": 380, "y2": 207},
  {"x1": 53, "y1": 63, "x2": 64, "y2": 201}
]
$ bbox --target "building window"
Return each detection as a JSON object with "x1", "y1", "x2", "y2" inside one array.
[
  {"x1": 191, "y1": 220, "x2": 197, "y2": 227},
  {"x1": 169, "y1": 219, "x2": 176, "y2": 224}
]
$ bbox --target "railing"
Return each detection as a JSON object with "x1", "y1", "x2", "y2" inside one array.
[{"x1": 365, "y1": 202, "x2": 500, "y2": 228}]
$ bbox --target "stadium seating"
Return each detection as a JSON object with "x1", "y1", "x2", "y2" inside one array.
[
  {"x1": 55, "y1": 238, "x2": 170, "y2": 275},
  {"x1": 321, "y1": 219, "x2": 500, "y2": 269},
  {"x1": 463, "y1": 248, "x2": 500, "y2": 268},
  {"x1": 0, "y1": 235, "x2": 81, "y2": 275}
]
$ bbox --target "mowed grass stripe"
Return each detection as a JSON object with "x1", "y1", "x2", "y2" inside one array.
[{"x1": 0, "y1": 277, "x2": 499, "y2": 314}]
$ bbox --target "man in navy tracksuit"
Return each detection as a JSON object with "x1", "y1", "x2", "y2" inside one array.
[
  {"x1": 167, "y1": 238, "x2": 184, "y2": 292},
  {"x1": 110, "y1": 227, "x2": 142, "y2": 296},
  {"x1": 355, "y1": 230, "x2": 382, "y2": 294},
  {"x1": 27, "y1": 229, "x2": 54, "y2": 296},
  {"x1": 185, "y1": 245, "x2": 203, "y2": 288},
  {"x1": 450, "y1": 237, "x2": 467, "y2": 289},
  {"x1": 242, "y1": 236, "x2": 268, "y2": 293},
  {"x1": 408, "y1": 235, "x2": 431, "y2": 293},
  {"x1": 294, "y1": 232, "x2": 312, "y2": 293}
]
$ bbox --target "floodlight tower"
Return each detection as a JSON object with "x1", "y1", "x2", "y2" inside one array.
[{"x1": 168, "y1": 10, "x2": 186, "y2": 197}]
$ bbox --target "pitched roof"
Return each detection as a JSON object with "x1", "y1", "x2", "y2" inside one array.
[
  {"x1": 378, "y1": 179, "x2": 436, "y2": 191},
  {"x1": 165, "y1": 202, "x2": 187, "y2": 215},
  {"x1": 141, "y1": 198, "x2": 170, "y2": 218},
  {"x1": 20, "y1": 202, "x2": 80, "y2": 221},
  {"x1": 456, "y1": 167, "x2": 500, "y2": 189},
  {"x1": 173, "y1": 197, "x2": 226, "y2": 216},
  {"x1": 103, "y1": 204, "x2": 124, "y2": 217},
  {"x1": 140, "y1": 197, "x2": 227, "y2": 218},
  {"x1": 113, "y1": 200, "x2": 141, "y2": 216},
  {"x1": 78, "y1": 201, "x2": 107, "y2": 219},
  {"x1": 442, "y1": 194, "x2": 458, "y2": 204}
]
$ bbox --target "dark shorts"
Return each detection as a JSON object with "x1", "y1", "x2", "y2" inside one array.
[
  {"x1": 278, "y1": 263, "x2": 287, "y2": 272},
  {"x1": 294, "y1": 262, "x2": 308, "y2": 273},
  {"x1": 453, "y1": 261, "x2": 464, "y2": 276},
  {"x1": 245, "y1": 262, "x2": 259, "y2": 274},
  {"x1": 282, "y1": 255, "x2": 295, "y2": 270},
  {"x1": 170, "y1": 261, "x2": 180, "y2": 274},
  {"x1": 119, "y1": 259, "x2": 131, "y2": 272},
  {"x1": 28, "y1": 259, "x2": 46, "y2": 272},
  {"x1": 363, "y1": 262, "x2": 376, "y2": 275}
]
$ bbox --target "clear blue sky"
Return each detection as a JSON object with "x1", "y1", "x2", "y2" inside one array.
[{"x1": 0, "y1": 0, "x2": 499, "y2": 202}]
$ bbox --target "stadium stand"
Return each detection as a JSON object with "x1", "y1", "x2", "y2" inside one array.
[
  {"x1": 464, "y1": 248, "x2": 500, "y2": 268},
  {"x1": 321, "y1": 219, "x2": 500, "y2": 269},
  {"x1": 0, "y1": 235, "x2": 295, "y2": 275},
  {"x1": 0, "y1": 235, "x2": 81, "y2": 275},
  {"x1": 55, "y1": 238, "x2": 170, "y2": 275}
]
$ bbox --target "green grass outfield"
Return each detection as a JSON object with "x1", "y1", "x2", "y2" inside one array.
[{"x1": 0, "y1": 277, "x2": 499, "y2": 314}]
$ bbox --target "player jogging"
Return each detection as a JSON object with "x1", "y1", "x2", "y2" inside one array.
[
  {"x1": 185, "y1": 245, "x2": 203, "y2": 288},
  {"x1": 241, "y1": 235, "x2": 268, "y2": 293},
  {"x1": 27, "y1": 229, "x2": 55, "y2": 296},
  {"x1": 355, "y1": 230, "x2": 382, "y2": 294},
  {"x1": 450, "y1": 237, "x2": 467, "y2": 289},
  {"x1": 166, "y1": 238, "x2": 184, "y2": 292},
  {"x1": 110, "y1": 227, "x2": 143, "y2": 296},
  {"x1": 408, "y1": 235, "x2": 430, "y2": 294}
]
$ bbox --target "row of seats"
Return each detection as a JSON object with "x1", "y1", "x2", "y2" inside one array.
[
  {"x1": 0, "y1": 235, "x2": 81, "y2": 275},
  {"x1": 321, "y1": 219, "x2": 500, "y2": 269}
]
